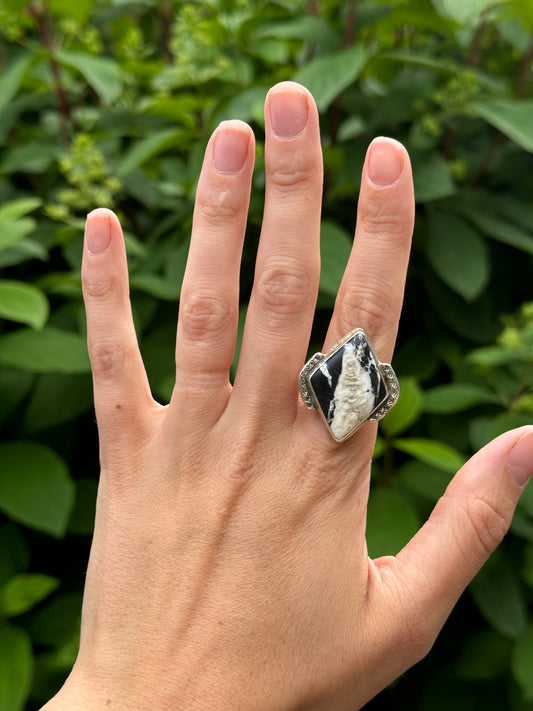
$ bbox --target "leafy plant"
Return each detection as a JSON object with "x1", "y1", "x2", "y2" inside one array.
[{"x1": 0, "y1": 1, "x2": 532, "y2": 708}]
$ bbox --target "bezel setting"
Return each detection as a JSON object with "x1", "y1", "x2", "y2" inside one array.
[{"x1": 299, "y1": 329, "x2": 399, "y2": 442}]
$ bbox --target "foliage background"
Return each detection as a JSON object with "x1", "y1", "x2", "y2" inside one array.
[{"x1": 0, "y1": 0, "x2": 532, "y2": 708}]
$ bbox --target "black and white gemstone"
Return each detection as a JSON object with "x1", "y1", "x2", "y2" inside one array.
[{"x1": 308, "y1": 331, "x2": 388, "y2": 441}]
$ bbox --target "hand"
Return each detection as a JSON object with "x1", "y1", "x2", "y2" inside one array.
[{"x1": 43, "y1": 82, "x2": 533, "y2": 711}]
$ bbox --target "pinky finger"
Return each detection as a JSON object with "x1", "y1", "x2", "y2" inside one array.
[{"x1": 82, "y1": 209, "x2": 156, "y2": 463}]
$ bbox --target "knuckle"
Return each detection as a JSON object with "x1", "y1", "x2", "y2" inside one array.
[
  {"x1": 464, "y1": 494, "x2": 510, "y2": 559},
  {"x1": 255, "y1": 265, "x2": 313, "y2": 317},
  {"x1": 196, "y1": 187, "x2": 243, "y2": 227},
  {"x1": 268, "y1": 158, "x2": 320, "y2": 191},
  {"x1": 82, "y1": 273, "x2": 115, "y2": 300},
  {"x1": 89, "y1": 339, "x2": 128, "y2": 381},
  {"x1": 180, "y1": 292, "x2": 234, "y2": 341},
  {"x1": 336, "y1": 283, "x2": 398, "y2": 337},
  {"x1": 358, "y1": 199, "x2": 412, "y2": 239}
]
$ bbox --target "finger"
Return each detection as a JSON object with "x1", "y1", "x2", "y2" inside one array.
[
  {"x1": 233, "y1": 82, "x2": 323, "y2": 416},
  {"x1": 296, "y1": 138, "x2": 413, "y2": 452},
  {"x1": 82, "y1": 209, "x2": 155, "y2": 459},
  {"x1": 169, "y1": 121, "x2": 254, "y2": 428},
  {"x1": 325, "y1": 137, "x2": 414, "y2": 363},
  {"x1": 376, "y1": 426, "x2": 533, "y2": 660}
]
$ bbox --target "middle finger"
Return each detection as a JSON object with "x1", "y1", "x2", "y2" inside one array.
[{"x1": 233, "y1": 82, "x2": 323, "y2": 419}]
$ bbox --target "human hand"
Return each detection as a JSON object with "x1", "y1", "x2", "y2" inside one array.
[{"x1": 43, "y1": 82, "x2": 533, "y2": 711}]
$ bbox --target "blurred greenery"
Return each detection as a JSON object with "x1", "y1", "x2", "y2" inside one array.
[{"x1": 0, "y1": 0, "x2": 532, "y2": 708}]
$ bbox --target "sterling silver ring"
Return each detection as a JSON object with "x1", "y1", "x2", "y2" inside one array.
[{"x1": 299, "y1": 329, "x2": 399, "y2": 442}]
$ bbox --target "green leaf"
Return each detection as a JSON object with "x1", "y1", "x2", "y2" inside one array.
[
  {"x1": 0, "y1": 144, "x2": 59, "y2": 175},
  {"x1": 338, "y1": 115, "x2": 366, "y2": 142},
  {"x1": 0, "y1": 280, "x2": 49, "y2": 329},
  {"x1": 393, "y1": 437, "x2": 466, "y2": 474},
  {"x1": 49, "y1": 0, "x2": 95, "y2": 22},
  {"x1": 462, "y1": 207, "x2": 533, "y2": 255},
  {"x1": 256, "y1": 16, "x2": 338, "y2": 46},
  {"x1": 423, "y1": 383, "x2": 499, "y2": 413},
  {"x1": 26, "y1": 592, "x2": 82, "y2": 647},
  {"x1": 425, "y1": 275, "x2": 499, "y2": 343},
  {"x1": 0, "y1": 327, "x2": 90, "y2": 373},
  {"x1": 116, "y1": 129, "x2": 182, "y2": 178},
  {"x1": 0, "y1": 239, "x2": 48, "y2": 269},
  {"x1": 467, "y1": 346, "x2": 522, "y2": 366},
  {"x1": 511, "y1": 509, "x2": 533, "y2": 544},
  {"x1": 319, "y1": 220, "x2": 352, "y2": 297},
  {"x1": 380, "y1": 378, "x2": 423, "y2": 437},
  {"x1": 1, "y1": 574, "x2": 59, "y2": 617},
  {"x1": 56, "y1": 50, "x2": 123, "y2": 105},
  {"x1": 3, "y1": 0, "x2": 32, "y2": 8},
  {"x1": 24, "y1": 373, "x2": 93, "y2": 432},
  {"x1": 0, "y1": 53, "x2": 33, "y2": 115},
  {"x1": 0, "y1": 219, "x2": 37, "y2": 251},
  {"x1": 426, "y1": 212, "x2": 489, "y2": 301},
  {"x1": 217, "y1": 86, "x2": 269, "y2": 125},
  {"x1": 231, "y1": 304, "x2": 247, "y2": 381},
  {"x1": 0, "y1": 368, "x2": 33, "y2": 429},
  {"x1": 0, "y1": 623, "x2": 33, "y2": 711},
  {"x1": 373, "y1": 435, "x2": 385, "y2": 460},
  {"x1": 0, "y1": 524, "x2": 29, "y2": 589},
  {"x1": 456, "y1": 629, "x2": 512, "y2": 681},
  {"x1": 395, "y1": 460, "x2": 452, "y2": 503},
  {"x1": 0, "y1": 441, "x2": 74, "y2": 537},
  {"x1": 512, "y1": 626, "x2": 533, "y2": 701},
  {"x1": 130, "y1": 274, "x2": 180, "y2": 301},
  {"x1": 366, "y1": 488, "x2": 420, "y2": 558},
  {"x1": 292, "y1": 45, "x2": 370, "y2": 113},
  {"x1": 67, "y1": 478, "x2": 97, "y2": 536},
  {"x1": 435, "y1": 0, "x2": 498, "y2": 24},
  {"x1": 470, "y1": 549, "x2": 528, "y2": 639},
  {"x1": 0, "y1": 198, "x2": 41, "y2": 223},
  {"x1": 412, "y1": 152, "x2": 456, "y2": 202},
  {"x1": 472, "y1": 100, "x2": 533, "y2": 153}
]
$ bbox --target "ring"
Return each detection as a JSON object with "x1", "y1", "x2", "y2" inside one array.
[{"x1": 299, "y1": 329, "x2": 399, "y2": 442}]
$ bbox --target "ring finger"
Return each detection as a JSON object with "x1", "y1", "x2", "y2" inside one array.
[{"x1": 299, "y1": 138, "x2": 414, "y2": 451}]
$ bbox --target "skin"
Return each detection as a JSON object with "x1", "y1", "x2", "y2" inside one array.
[{"x1": 42, "y1": 82, "x2": 533, "y2": 711}]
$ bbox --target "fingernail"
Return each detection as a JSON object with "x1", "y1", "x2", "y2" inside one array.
[
  {"x1": 269, "y1": 87, "x2": 308, "y2": 138},
  {"x1": 213, "y1": 126, "x2": 249, "y2": 174},
  {"x1": 367, "y1": 138, "x2": 405, "y2": 187},
  {"x1": 508, "y1": 430, "x2": 533, "y2": 487},
  {"x1": 85, "y1": 209, "x2": 112, "y2": 254}
]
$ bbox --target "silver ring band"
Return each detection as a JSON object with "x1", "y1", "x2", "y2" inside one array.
[{"x1": 299, "y1": 329, "x2": 399, "y2": 442}]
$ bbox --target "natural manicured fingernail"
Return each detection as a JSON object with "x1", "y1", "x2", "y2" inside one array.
[
  {"x1": 367, "y1": 137, "x2": 405, "y2": 187},
  {"x1": 213, "y1": 125, "x2": 250, "y2": 174},
  {"x1": 269, "y1": 85, "x2": 309, "y2": 138},
  {"x1": 508, "y1": 430, "x2": 533, "y2": 487},
  {"x1": 85, "y1": 209, "x2": 112, "y2": 254}
]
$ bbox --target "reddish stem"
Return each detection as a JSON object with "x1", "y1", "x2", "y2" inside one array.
[{"x1": 28, "y1": 2, "x2": 71, "y2": 145}]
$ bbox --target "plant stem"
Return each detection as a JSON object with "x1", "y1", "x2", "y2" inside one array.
[
  {"x1": 443, "y1": 19, "x2": 487, "y2": 161},
  {"x1": 28, "y1": 1, "x2": 71, "y2": 145},
  {"x1": 329, "y1": 0, "x2": 359, "y2": 145},
  {"x1": 466, "y1": 17, "x2": 487, "y2": 68},
  {"x1": 516, "y1": 39, "x2": 533, "y2": 99},
  {"x1": 471, "y1": 35, "x2": 533, "y2": 185},
  {"x1": 160, "y1": 0, "x2": 174, "y2": 64}
]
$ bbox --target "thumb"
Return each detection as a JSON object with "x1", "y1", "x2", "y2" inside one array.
[{"x1": 389, "y1": 426, "x2": 533, "y2": 638}]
